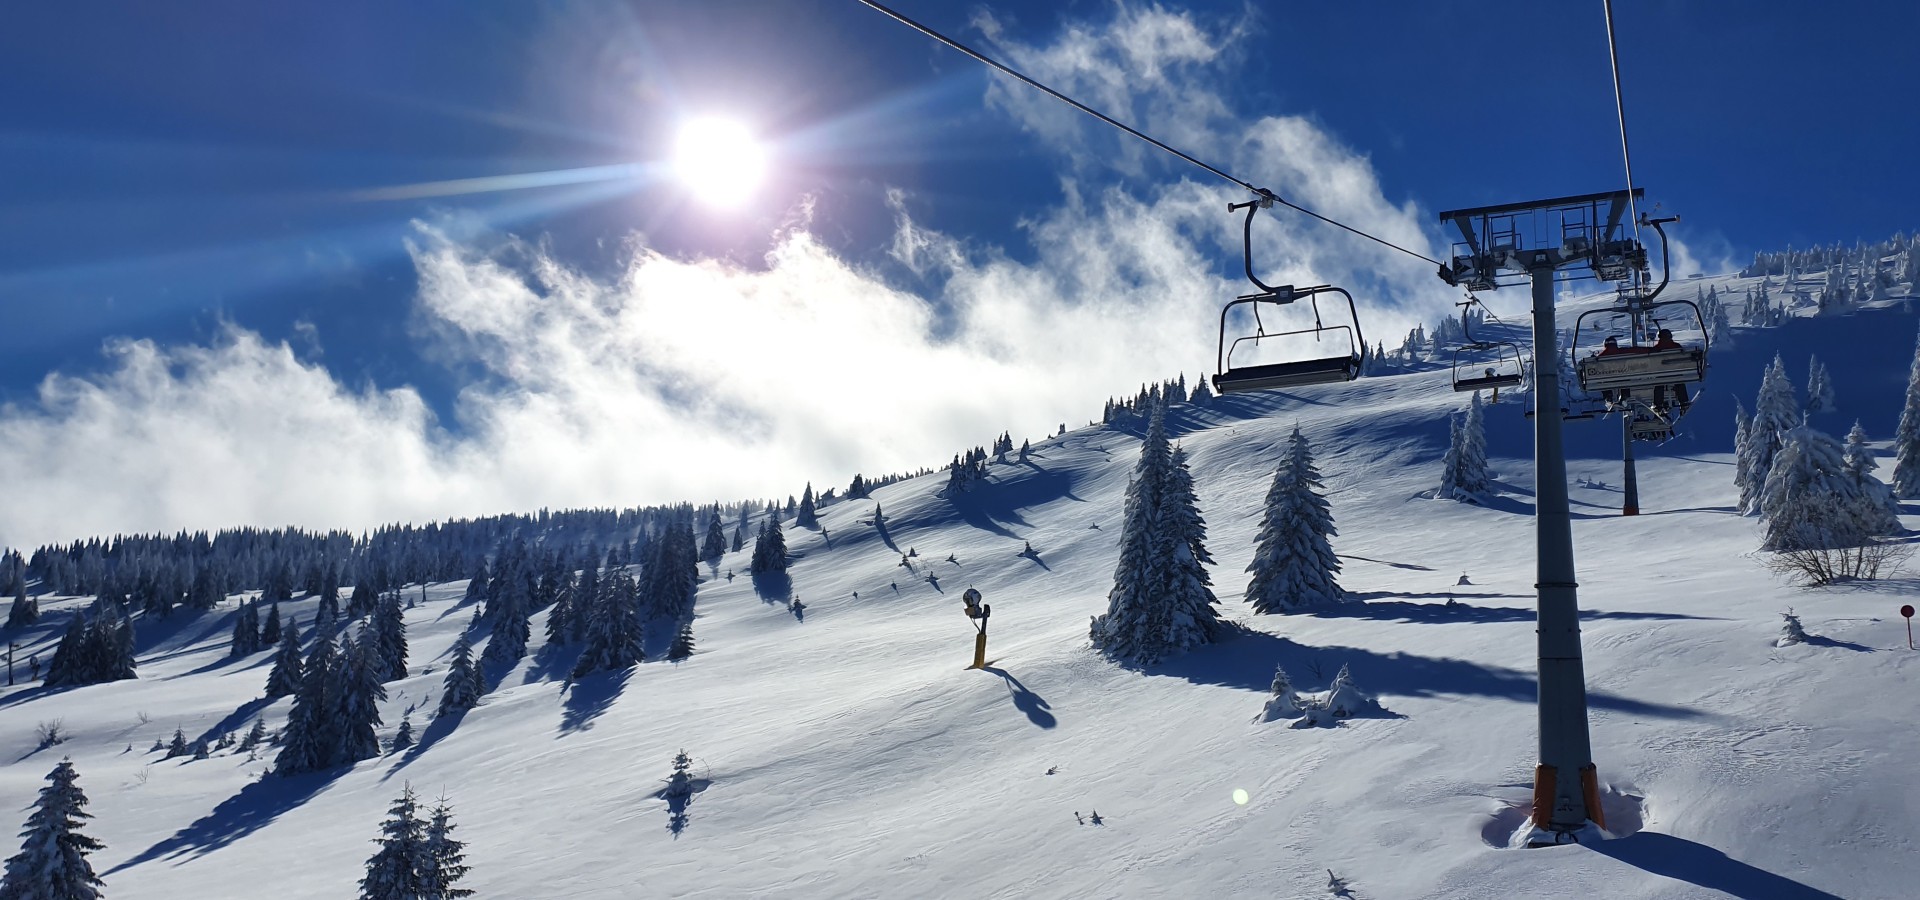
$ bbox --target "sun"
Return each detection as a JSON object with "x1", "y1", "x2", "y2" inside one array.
[{"x1": 672, "y1": 116, "x2": 767, "y2": 209}]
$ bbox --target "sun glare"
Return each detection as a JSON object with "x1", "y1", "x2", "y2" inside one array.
[{"x1": 672, "y1": 117, "x2": 767, "y2": 209}]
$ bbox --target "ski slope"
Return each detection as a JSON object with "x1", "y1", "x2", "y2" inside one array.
[{"x1": 3, "y1": 283, "x2": 1917, "y2": 899}]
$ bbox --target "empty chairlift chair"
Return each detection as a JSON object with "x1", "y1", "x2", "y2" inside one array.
[
  {"x1": 1211, "y1": 196, "x2": 1366, "y2": 395},
  {"x1": 1450, "y1": 300, "x2": 1526, "y2": 393}
]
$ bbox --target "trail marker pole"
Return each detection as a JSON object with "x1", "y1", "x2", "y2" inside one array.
[
  {"x1": 963, "y1": 588, "x2": 990, "y2": 669},
  {"x1": 1621, "y1": 416, "x2": 1639, "y2": 516},
  {"x1": 1902, "y1": 605, "x2": 1914, "y2": 650}
]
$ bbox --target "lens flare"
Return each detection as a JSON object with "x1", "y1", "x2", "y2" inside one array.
[{"x1": 1232, "y1": 788, "x2": 1249, "y2": 806}]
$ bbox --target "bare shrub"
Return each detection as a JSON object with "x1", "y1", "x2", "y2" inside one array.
[
  {"x1": 1766, "y1": 540, "x2": 1913, "y2": 586},
  {"x1": 35, "y1": 719, "x2": 65, "y2": 749}
]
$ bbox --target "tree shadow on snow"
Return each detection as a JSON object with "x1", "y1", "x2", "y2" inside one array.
[
  {"x1": 981, "y1": 666, "x2": 1057, "y2": 729},
  {"x1": 383, "y1": 709, "x2": 465, "y2": 782},
  {"x1": 752, "y1": 571, "x2": 793, "y2": 606},
  {"x1": 1317, "y1": 597, "x2": 1712, "y2": 625},
  {"x1": 1588, "y1": 831, "x2": 1842, "y2": 899},
  {"x1": 1151, "y1": 627, "x2": 1707, "y2": 720},
  {"x1": 169, "y1": 650, "x2": 273, "y2": 680},
  {"x1": 194, "y1": 696, "x2": 273, "y2": 748},
  {"x1": 659, "y1": 779, "x2": 711, "y2": 838},
  {"x1": 1802, "y1": 634, "x2": 1876, "y2": 653},
  {"x1": 1337, "y1": 554, "x2": 1435, "y2": 572},
  {"x1": 559, "y1": 668, "x2": 630, "y2": 735},
  {"x1": 521, "y1": 640, "x2": 577, "y2": 685},
  {"x1": 105, "y1": 770, "x2": 337, "y2": 875}
]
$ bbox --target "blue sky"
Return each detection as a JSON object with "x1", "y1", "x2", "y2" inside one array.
[{"x1": 1, "y1": 0, "x2": 1913, "y2": 546}]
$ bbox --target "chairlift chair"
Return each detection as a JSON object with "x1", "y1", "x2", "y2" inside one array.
[
  {"x1": 1568, "y1": 216, "x2": 1706, "y2": 423},
  {"x1": 1449, "y1": 299, "x2": 1526, "y2": 393},
  {"x1": 1212, "y1": 196, "x2": 1366, "y2": 395}
]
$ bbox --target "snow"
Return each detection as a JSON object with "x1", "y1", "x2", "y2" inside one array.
[{"x1": 3, "y1": 279, "x2": 1919, "y2": 899}]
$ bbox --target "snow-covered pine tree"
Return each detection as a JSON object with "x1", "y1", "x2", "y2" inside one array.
[
  {"x1": 571, "y1": 569, "x2": 643, "y2": 679},
  {"x1": 1437, "y1": 414, "x2": 1465, "y2": 501},
  {"x1": 1776, "y1": 609, "x2": 1808, "y2": 647},
  {"x1": 165, "y1": 728, "x2": 189, "y2": 759},
  {"x1": 422, "y1": 797, "x2": 474, "y2": 898},
  {"x1": 1733, "y1": 398, "x2": 1753, "y2": 499},
  {"x1": 478, "y1": 569, "x2": 530, "y2": 671},
  {"x1": 6, "y1": 578, "x2": 36, "y2": 629},
  {"x1": 543, "y1": 589, "x2": 573, "y2": 647},
  {"x1": 239, "y1": 718, "x2": 267, "y2": 753},
  {"x1": 1742, "y1": 354, "x2": 1801, "y2": 514},
  {"x1": 391, "y1": 716, "x2": 413, "y2": 753},
  {"x1": 370, "y1": 593, "x2": 408, "y2": 682},
  {"x1": 358, "y1": 786, "x2": 429, "y2": 900},
  {"x1": 275, "y1": 619, "x2": 341, "y2": 775},
  {"x1": 333, "y1": 631, "x2": 387, "y2": 765},
  {"x1": 1258, "y1": 665, "x2": 1301, "y2": 721},
  {"x1": 1844, "y1": 421, "x2": 1903, "y2": 535},
  {"x1": 0, "y1": 760, "x2": 106, "y2": 900},
  {"x1": 1807, "y1": 355, "x2": 1836, "y2": 414},
  {"x1": 1245, "y1": 426, "x2": 1343, "y2": 613},
  {"x1": 348, "y1": 581, "x2": 376, "y2": 620},
  {"x1": 1760, "y1": 423, "x2": 1873, "y2": 551},
  {"x1": 1460, "y1": 391, "x2": 1491, "y2": 495},
  {"x1": 261, "y1": 600, "x2": 283, "y2": 645},
  {"x1": 1894, "y1": 326, "x2": 1920, "y2": 498},
  {"x1": 750, "y1": 516, "x2": 788, "y2": 575},
  {"x1": 796, "y1": 483, "x2": 818, "y2": 528},
  {"x1": 230, "y1": 599, "x2": 261, "y2": 656},
  {"x1": 667, "y1": 620, "x2": 695, "y2": 662},
  {"x1": 436, "y1": 634, "x2": 482, "y2": 718},
  {"x1": 264, "y1": 622, "x2": 304, "y2": 699},
  {"x1": 1088, "y1": 399, "x2": 1224, "y2": 664},
  {"x1": 461, "y1": 561, "x2": 488, "y2": 611},
  {"x1": 701, "y1": 512, "x2": 727, "y2": 562}
]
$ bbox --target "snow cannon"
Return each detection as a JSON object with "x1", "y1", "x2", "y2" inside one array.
[{"x1": 962, "y1": 588, "x2": 990, "y2": 669}]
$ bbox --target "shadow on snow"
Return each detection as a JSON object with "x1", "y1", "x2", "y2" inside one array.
[
  {"x1": 1589, "y1": 831, "x2": 1842, "y2": 899},
  {"x1": 1150, "y1": 626, "x2": 1708, "y2": 720},
  {"x1": 980, "y1": 666, "x2": 1056, "y2": 729}
]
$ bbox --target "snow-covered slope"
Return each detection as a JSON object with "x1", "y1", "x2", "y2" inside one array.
[{"x1": 3, "y1": 295, "x2": 1917, "y2": 899}]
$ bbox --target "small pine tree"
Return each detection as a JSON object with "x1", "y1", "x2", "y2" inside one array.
[
  {"x1": 165, "y1": 728, "x2": 190, "y2": 759},
  {"x1": 795, "y1": 483, "x2": 818, "y2": 529},
  {"x1": 191, "y1": 739, "x2": 210, "y2": 761},
  {"x1": 421, "y1": 798, "x2": 474, "y2": 898},
  {"x1": 437, "y1": 635, "x2": 482, "y2": 718},
  {"x1": 1806, "y1": 355, "x2": 1836, "y2": 414},
  {"x1": 667, "y1": 620, "x2": 695, "y2": 662},
  {"x1": 1258, "y1": 665, "x2": 1301, "y2": 721},
  {"x1": 1776, "y1": 609, "x2": 1808, "y2": 647},
  {"x1": 358, "y1": 786, "x2": 429, "y2": 900},
  {"x1": 701, "y1": 513, "x2": 727, "y2": 562},
  {"x1": 391, "y1": 717, "x2": 414, "y2": 753},
  {"x1": 750, "y1": 517, "x2": 788, "y2": 575},
  {"x1": 238, "y1": 718, "x2": 267, "y2": 752},
  {"x1": 0, "y1": 760, "x2": 107, "y2": 900}
]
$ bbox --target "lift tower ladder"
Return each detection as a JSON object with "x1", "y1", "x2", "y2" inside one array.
[{"x1": 1437, "y1": 188, "x2": 1643, "y2": 843}]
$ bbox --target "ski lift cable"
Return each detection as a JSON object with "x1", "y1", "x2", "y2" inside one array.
[
  {"x1": 1602, "y1": 0, "x2": 1643, "y2": 247},
  {"x1": 854, "y1": 0, "x2": 1445, "y2": 269}
]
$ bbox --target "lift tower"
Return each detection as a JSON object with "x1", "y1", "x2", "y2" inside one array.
[{"x1": 1437, "y1": 189, "x2": 1645, "y2": 841}]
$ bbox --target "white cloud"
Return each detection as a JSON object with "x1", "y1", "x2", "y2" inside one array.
[{"x1": 0, "y1": 3, "x2": 1465, "y2": 549}]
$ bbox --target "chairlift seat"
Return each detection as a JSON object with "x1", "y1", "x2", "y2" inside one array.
[
  {"x1": 1213, "y1": 356, "x2": 1357, "y2": 394},
  {"x1": 1576, "y1": 346, "x2": 1704, "y2": 393},
  {"x1": 1454, "y1": 371, "x2": 1524, "y2": 392}
]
